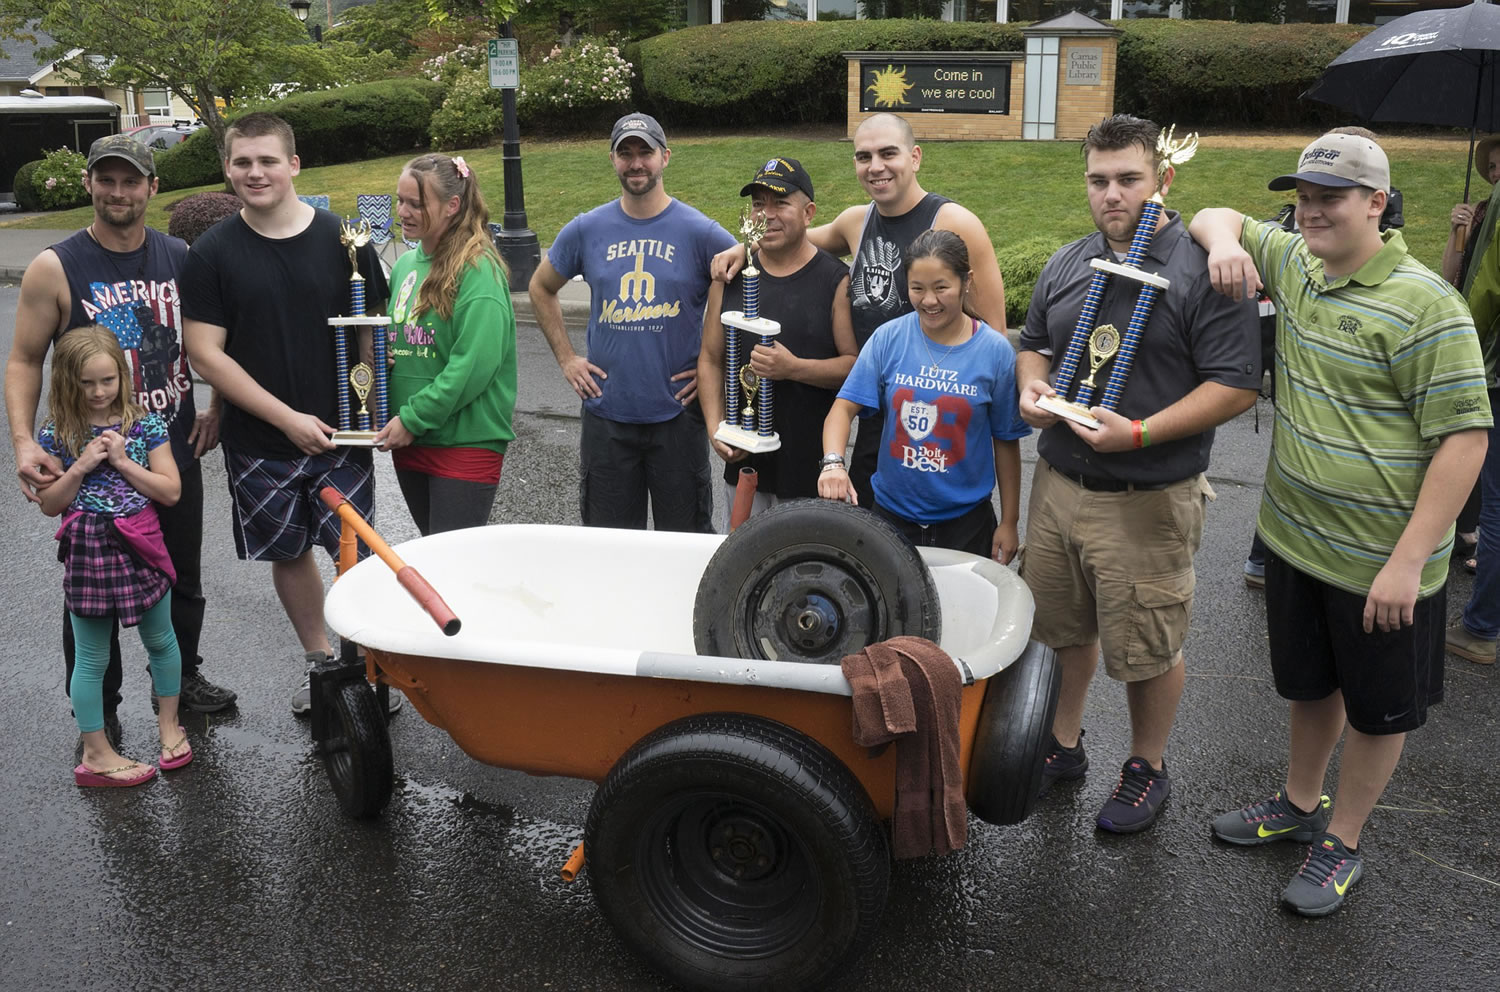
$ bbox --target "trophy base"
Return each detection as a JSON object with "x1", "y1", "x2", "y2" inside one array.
[
  {"x1": 715, "y1": 422, "x2": 781, "y2": 453},
  {"x1": 331, "y1": 430, "x2": 380, "y2": 447},
  {"x1": 327, "y1": 315, "x2": 393, "y2": 327},
  {"x1": 1036, "y1": 395, "x2": 1101, "y2": 431},
  {"x1": 721, "y1": 311, "x2": 781, "y2": 337}
]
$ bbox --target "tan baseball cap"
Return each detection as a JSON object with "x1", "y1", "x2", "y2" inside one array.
[{"x1": 1269, "y1": 132, "x2": 1389, "y2": 193}]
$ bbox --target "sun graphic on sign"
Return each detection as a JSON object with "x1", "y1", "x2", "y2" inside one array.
[{"x1": 865, "y1": 65, "x2": 913, "y2": 109}]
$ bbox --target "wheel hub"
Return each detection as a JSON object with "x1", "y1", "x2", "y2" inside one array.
[{"x1": 710, "y1": 813, "x2": 779, "y2": 881}]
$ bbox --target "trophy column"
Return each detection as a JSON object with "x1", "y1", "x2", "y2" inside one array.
[
  {"x1": 329, "y1": 219, "x2": 393, "y2": 446},
  {"x1": 715, "y1": 210, "x2": 782, "y2": 454}
]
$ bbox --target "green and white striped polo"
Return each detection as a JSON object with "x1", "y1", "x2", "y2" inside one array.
[{"x1": 1241, "y1": 221, "x2": 1492, "y2": 597}]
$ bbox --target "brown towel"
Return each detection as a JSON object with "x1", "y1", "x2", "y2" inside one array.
[{"x1": 841, "y1": 636, "x2": 966, "y2": 858}]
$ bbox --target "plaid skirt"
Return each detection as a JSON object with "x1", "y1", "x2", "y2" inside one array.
[{"x1": 56, "y1": 508, "x2": 172, "y2": 626}]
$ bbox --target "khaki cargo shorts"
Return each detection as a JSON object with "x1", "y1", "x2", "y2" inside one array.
[{"x1": 1019, "y1": 460, "x2": 1214, "y2": 682}]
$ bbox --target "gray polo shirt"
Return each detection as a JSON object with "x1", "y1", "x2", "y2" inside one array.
[{"x1": 1020, "y1": 210, "x2": 1260, "y2": 485}]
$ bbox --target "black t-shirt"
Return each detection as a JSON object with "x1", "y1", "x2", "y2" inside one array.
[
  {"x1": 848, "y1": 192, "x2": 950, "y2": 347},
  {"x1": 720, "y1": 248, "x2": 848, "y2": 497},
  {"x1": 179, "y1": 208, "x2": 388, "y2": 459}
]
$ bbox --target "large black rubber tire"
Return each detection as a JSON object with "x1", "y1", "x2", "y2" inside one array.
[
  {"x1": 693, "y1": 499, "x2": 940, "y2": 663},
  {"x1": 585, "y1": 714, "x2": 890, "y2": 992},
  {"x1": 965, "y1": 639, "x2": 1061, "y2": 826},
  {"x1": 321, "y1": 679, "x2": 394, "y2": 819}
]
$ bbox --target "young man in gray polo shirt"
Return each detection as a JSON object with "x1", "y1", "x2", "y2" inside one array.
[{"x1": 1017, "y1": 114, "x2": 1260, "y2": 835}]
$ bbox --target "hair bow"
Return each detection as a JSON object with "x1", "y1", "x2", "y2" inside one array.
[{"x1": 452, "y1": 155, "x2": 470, "y2": 179}]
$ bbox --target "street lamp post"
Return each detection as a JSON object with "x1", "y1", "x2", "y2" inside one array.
[
  {"x1": 493, "y1": 19, "x2": 540, "y2": 292},
  {"x1": 288, "y1": 0, "x2": 322, "y2": 42}
]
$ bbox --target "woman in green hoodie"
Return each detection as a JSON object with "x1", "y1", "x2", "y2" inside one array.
[{"x1": 375, "y1": 154, "x2": 517, "y2": 534}]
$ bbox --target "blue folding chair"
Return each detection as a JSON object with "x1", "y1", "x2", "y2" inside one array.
[{"x1": 297, "y1": 194, "x2": 330, "y2": 209}]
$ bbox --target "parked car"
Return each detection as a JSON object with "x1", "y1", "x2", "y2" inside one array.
[{"x1": 128, "y1": 122, "x2": 201, "y2": 151}]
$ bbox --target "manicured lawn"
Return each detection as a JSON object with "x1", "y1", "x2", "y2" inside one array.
[{"x1": 5, "y1": 130, "x2": 1478, "y2": 276}]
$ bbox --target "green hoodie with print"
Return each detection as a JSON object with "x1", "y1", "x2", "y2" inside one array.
[{"x1": 386, "y1": 249, "x2": 517, "y2": 452}]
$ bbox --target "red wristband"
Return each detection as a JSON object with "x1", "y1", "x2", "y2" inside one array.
[{"x1": 1131, "y1": 420, "x2": 1143, "y2": 449}]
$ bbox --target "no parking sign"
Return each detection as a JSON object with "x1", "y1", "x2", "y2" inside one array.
[{"x1": 487, "y1": 38, "x2": 519, "y2": 90}]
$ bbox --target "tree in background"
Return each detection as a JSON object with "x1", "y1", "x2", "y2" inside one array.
[
  {"x1": 327, "y1": 0, "x2": 432, "y2": 58},
  {"x1": 0, "y1": 0, "x2": 397, "y2": 150}
]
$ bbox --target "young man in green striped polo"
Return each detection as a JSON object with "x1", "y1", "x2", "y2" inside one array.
[{"x1": 1189, "y1": 130, "x2": 1491, "y2": 917}]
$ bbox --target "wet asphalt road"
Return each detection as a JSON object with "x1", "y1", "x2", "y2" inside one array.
[{"x1": 0, "y1": 281, "x2": 1496, "y2": 992}]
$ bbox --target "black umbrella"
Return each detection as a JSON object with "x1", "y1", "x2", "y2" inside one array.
[{"x1": 1303, "y1": 0, "x2": 1500, "y2": 202}]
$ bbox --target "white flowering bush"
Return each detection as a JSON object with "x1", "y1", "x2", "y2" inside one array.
[
  {"x1": 33, "y1": 147, "x2": 89, "y2": 210},
  {"x1": 517, "y1": 37, "x2": 635, "y2": 131},
  {"x1": 429, "y1": 66, "x2": 505, "y2": 150},
  {"x1": 420, "y1": 42, "x2": 489, "y2": 84}
]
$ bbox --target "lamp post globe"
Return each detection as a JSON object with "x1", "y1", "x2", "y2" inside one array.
[{"x1": 289, "y1": 0, "x2": 310, "y2": 21}]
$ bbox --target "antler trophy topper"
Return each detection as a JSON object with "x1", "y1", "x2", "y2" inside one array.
[
  {"x1": 1037, "y1": 125, "x2": 1199, "y2": 429},
  {"x1": 714, "y1": 206, "x2": 782, "y2": 453}
]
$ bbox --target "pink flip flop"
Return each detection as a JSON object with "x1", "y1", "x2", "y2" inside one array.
[
  {"x1": 159, "y1": 727, "x2": 193, "y2": 771},
  {"x1": 74, "y1": 762, "x2": 157, "y2": 788}
]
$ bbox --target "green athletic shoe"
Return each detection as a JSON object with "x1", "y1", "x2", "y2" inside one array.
[
  {"x1": 1282, "y1": 833, "x2": 1363, "y2": 917},
  {"x1": 1211, "y1": 790, "x2": 1330, "y2": 846}
]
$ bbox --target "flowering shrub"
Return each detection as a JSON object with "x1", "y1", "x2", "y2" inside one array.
[
  {"x1": 428, "y1": 66, "x2": 504, "y2": 150},
  {"x1": 33, "y1": 147, "x2": 89, "y2": 210},
  {"x1": 420, "y1": 43, "x2": 489, "y2": 84},
  {"x1": 518, "y1": 38, "x2": 634, "y2": 131}
]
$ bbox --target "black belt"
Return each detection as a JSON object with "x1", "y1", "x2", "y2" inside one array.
[{"x1": 1050, "y1": 463, "x2": 1171, "y2": 493}]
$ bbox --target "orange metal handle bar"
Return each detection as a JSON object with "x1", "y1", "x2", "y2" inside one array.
[{"x1": 319, "y1": 486, "x2": 462, "y2": 637}]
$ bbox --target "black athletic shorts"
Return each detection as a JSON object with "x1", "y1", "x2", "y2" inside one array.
[{"x1": 1265, "y1": 548, "x2": 1445, "y2": 736}]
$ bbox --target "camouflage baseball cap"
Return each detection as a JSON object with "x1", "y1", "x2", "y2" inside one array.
[{"x1": 87, "y1": 133, "x2": 156, "y2": 177}]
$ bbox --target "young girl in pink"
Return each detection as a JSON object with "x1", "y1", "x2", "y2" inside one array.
[{"x1": 39, "y1": 326, "x2": 190, "y2": 787}]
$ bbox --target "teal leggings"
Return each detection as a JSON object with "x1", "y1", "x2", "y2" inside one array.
[{"x1": 68, "y1": 596, "x2": 180, "y2": 734}]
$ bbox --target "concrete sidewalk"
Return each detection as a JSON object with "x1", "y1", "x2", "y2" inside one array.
[{"x1": 0, "y1": 226, "x2": 593, "y2": 327}]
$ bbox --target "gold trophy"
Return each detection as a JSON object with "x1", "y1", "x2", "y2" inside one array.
[
  {"x1": 328, "y1": 219, "x2": 393, "y2": 446},
  {"x1": 715, "y1": 208, "x2": 782, "y2": 453}
]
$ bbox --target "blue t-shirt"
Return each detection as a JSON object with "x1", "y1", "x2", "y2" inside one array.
[
  {"x1": 38, "y1": 413, "x2": 169, "y2": 516},
  {"x1": 548, "y1": 199, "x2": 736, "y2": 423},
  {"x1": 839, "y1": 312, "x2": 1030, "y2": 524}
]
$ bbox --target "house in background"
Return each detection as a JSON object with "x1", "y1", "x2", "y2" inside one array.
[{"x1": 0, "y1": 24, "x2": 199, "y2": 128}]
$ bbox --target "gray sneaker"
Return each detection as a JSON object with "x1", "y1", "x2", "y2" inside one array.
[
  {"x1": 1282, "y1": 833, "x2": 1363, "y2": 917},
  {"x1": 290, "y1": 650, "x2": 328, "y2": 716},
  {"x1": 1213, "y1": 790, "x2": 1331, "y2": 845},
  {"x1": 1445, "y1": 622, "x2": 1497, "y2": 665}
]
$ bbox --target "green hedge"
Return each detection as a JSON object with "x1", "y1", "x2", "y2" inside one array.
[
  {"x1": 154, "y1": 78, "x2": 444, "y2": 192},
  {"x1": 1115, "y1": 20, "x2": 1372, "y2": 128},
  {"x1": 637, "y1": 20, "x2": 1372, "y2": 130},
  {"x1": 639, "y1": 21, "x2": 1024, "y2": 126},
  {"x1": 996, "y1": 235, "x2": 1059, "y2": 331},
  {"x1": 154, "y1": 128, "x2": 223, "y2": 192},
  {"x1": 262, "y1": 77, "x2": 445, "y2": 166},
  {"x1": 12, "y1": 160, "x2": 43, "y2": 211}
]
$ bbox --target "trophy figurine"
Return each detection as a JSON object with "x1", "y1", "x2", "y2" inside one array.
[
  {"x1": 714, "y1": 207, "x2": 782, "y2": 453},
  {"x1": 328, "y1": 219, "x2": 393, "y2": 446},
  {"x1": 1037, "y1": 126, "x2": 1199, "y2": 429}
]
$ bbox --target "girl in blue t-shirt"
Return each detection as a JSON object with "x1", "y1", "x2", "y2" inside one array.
[
  {"x1": 38, "y1": 326, "x2": 189, "y2": 788},
  {"x1": 819, "y1": 230, "x2": 1028, "y2": 560}
]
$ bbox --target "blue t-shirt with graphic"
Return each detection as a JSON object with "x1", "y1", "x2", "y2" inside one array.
[
  {"x1": 38, "y1": 413, "x2": 170, "y2": 516},
  {"x1": 839, "y1": 312, "x2": 1030, "y2": 524},
  {"x1": 548, "y1": 199, "x2": 736, "y2": 423}
]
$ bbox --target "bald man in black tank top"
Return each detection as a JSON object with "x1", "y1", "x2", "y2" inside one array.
[{"x1": 714, "y1": 113, "x2": 1007, "y2": 508}]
